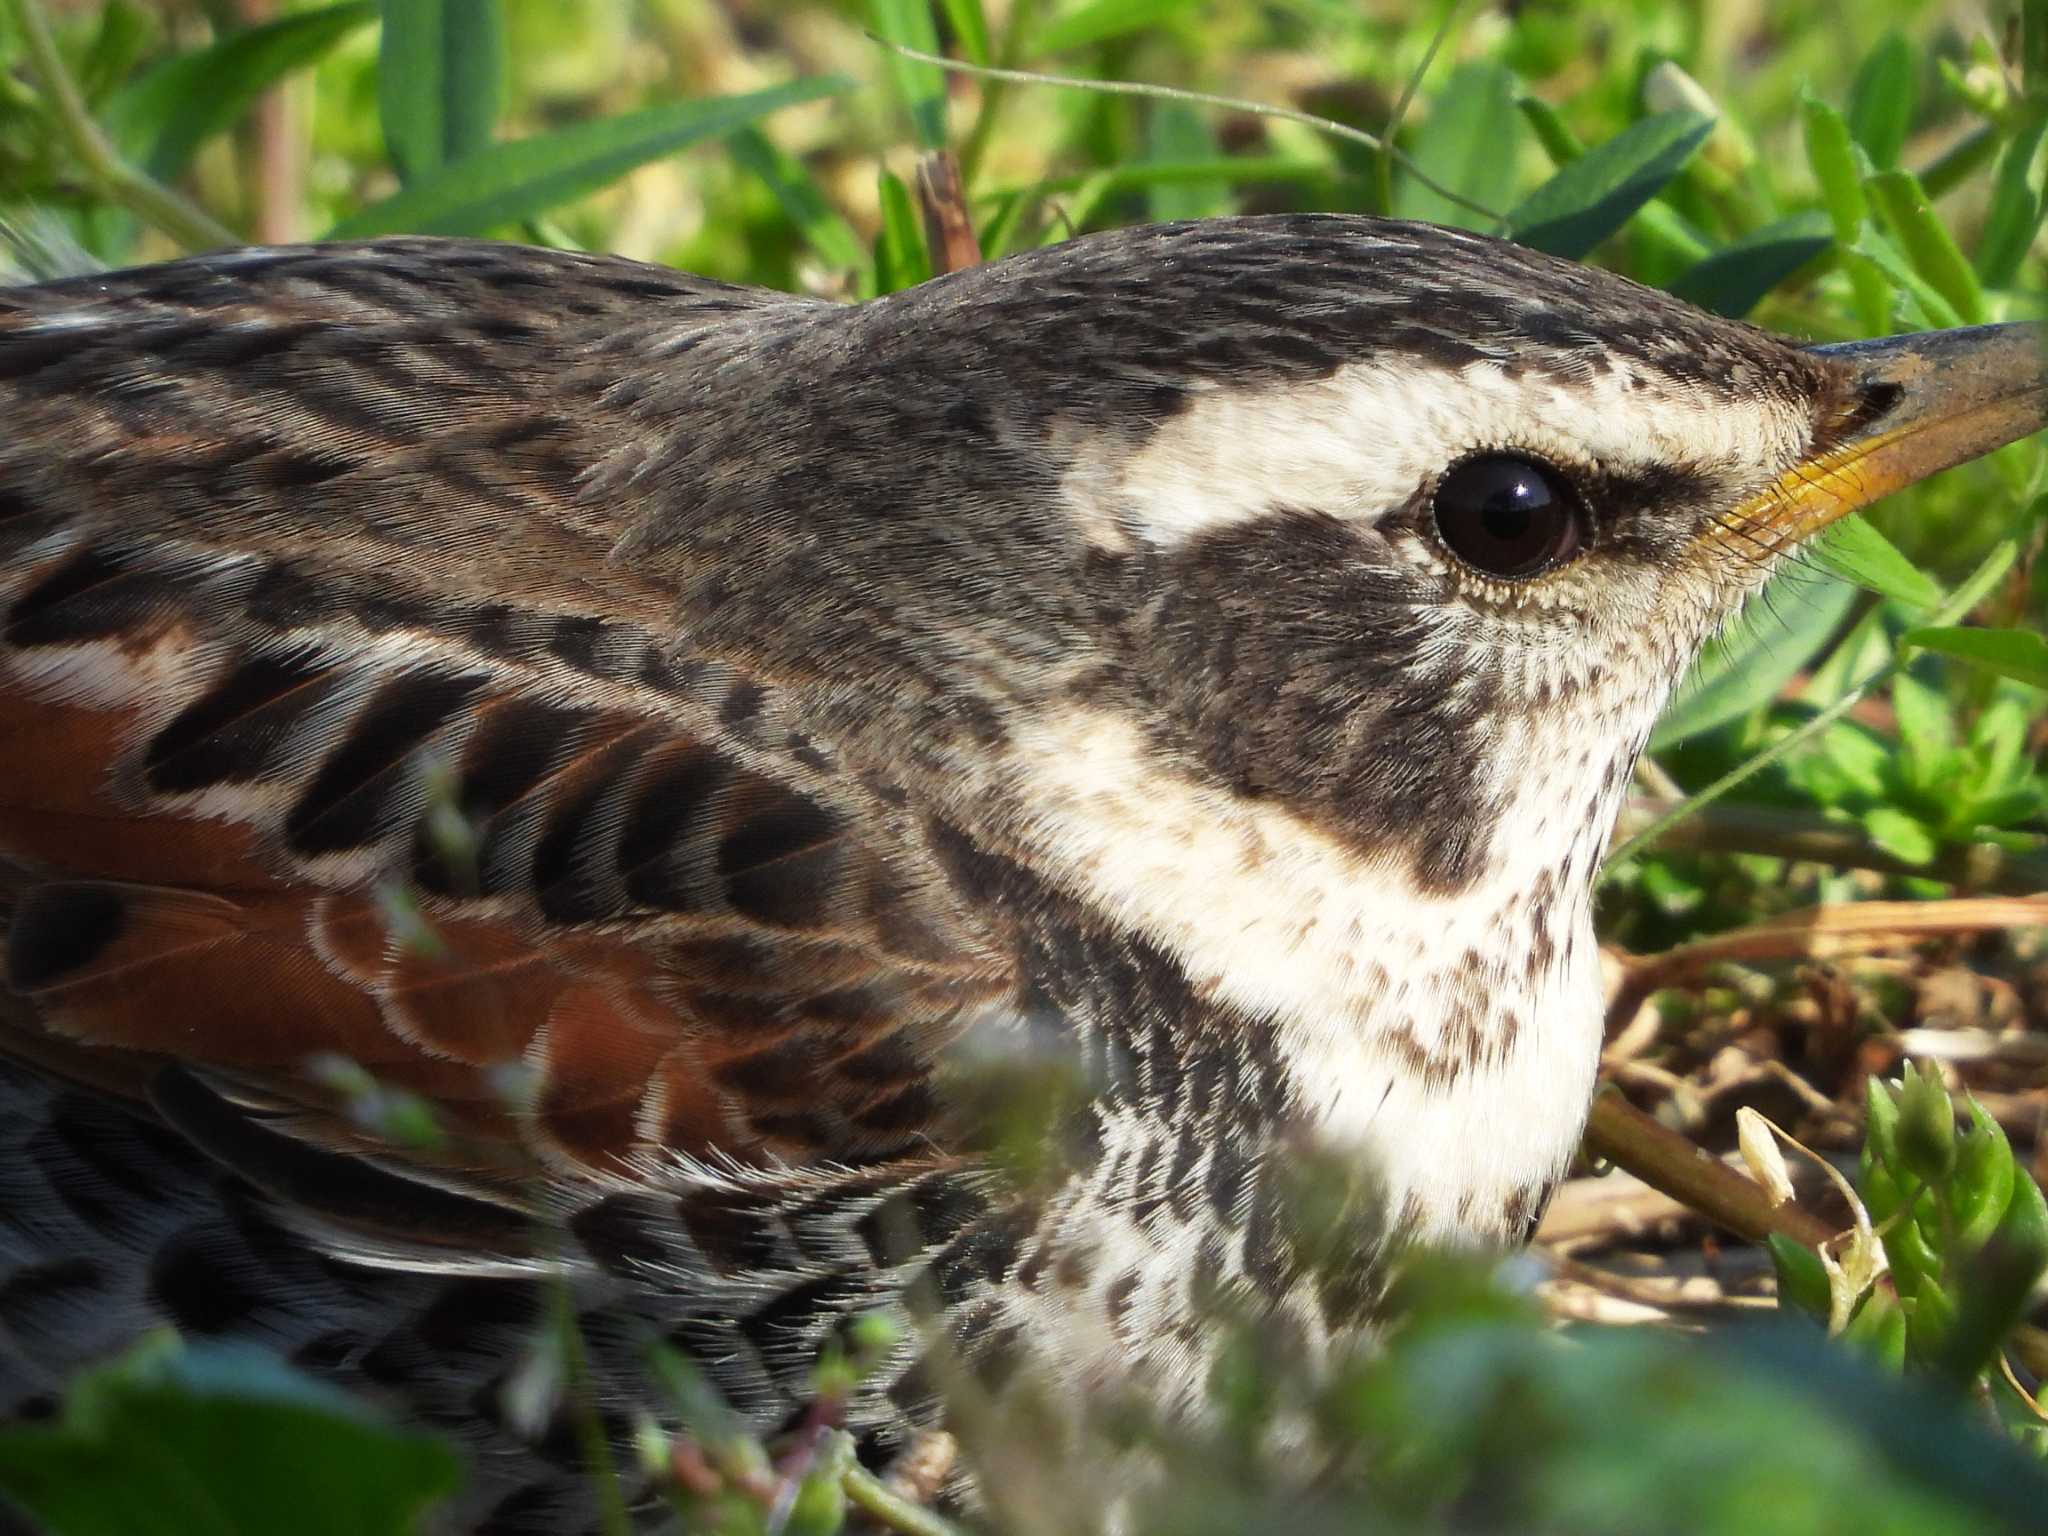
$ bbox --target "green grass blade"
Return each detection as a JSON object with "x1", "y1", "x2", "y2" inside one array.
[
  {"x1": 1846, "y1": 33, "x2": 1915, "y2": 171},
  {"x1": 1866, "y1": 167, "x2": 1986, "y2": 324},
  {"x1": 1852, "y1": 225, "x2": 1963, "y2": 329},
  {"x1": 1802, "y1": 93, "x2": 1870, "y2": 242},
  {"x1": 377, "y1": 0, "x2": 506, "y2": 183},
  {"x1": 1518, "y1": 94, "x2": 1584, "y2": 167},
  {"x1": 1976, "y1": 112, "x2": 2048, "y2": 288},
  {"x1": 1809, "y1": 515, "x2": 1945, "y2": 610},
  {"x1": 874, "y1": 168, "x2": 932, "y2": 292},
  {"x1": 1650, "y1": 564, "x2": 1857, "y2": 749},
  {"x1": 937, "y1": 0, "x2": 992, "y2": 66},
  {"x1": 1034, "y1": 0, "x2": 1194, "y2": 58},
  {"x1": 1393, "y1": 60, "x2": 1518, "y2": 233},
  {"x1": 330, "y1": 76, "x2": 850, "y2": 239},
  {"x1": 1611, "y1": 540, "x2": 2018, "y2": 871},
  {"x1": 1668, "y1": 211, "x2": 1831, "y2": 317},
  {"x1": 869, "y1": 0, "x2": 948, "y2": 150},
  {"x1": 726, "y1": 126, "x2": 869, "y2": 277},
  {"x1": 986, "y1": 155, "x2": 1329, "y2": 201},
  {"x1": 1506, "y1": 110, "x2": 1713, "y2": 258},
  {"x1": 1904, "y1": 627, "x2": 2048, "y2": 689},
  {"x1": 1145, "y1": 100, "x2": 1226, "y2": 221},
  {"x1": 102, "y1": 1, "x2": 375, "y2": 182}
]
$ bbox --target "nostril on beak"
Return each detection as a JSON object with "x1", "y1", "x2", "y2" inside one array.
[{"x1": 1857, "y1": 379, "x2": 1905, "y2": 426}]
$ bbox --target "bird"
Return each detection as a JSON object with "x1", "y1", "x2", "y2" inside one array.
[{"x1": 0, "y1": 213, "x2": 2040, "y2": 1530}]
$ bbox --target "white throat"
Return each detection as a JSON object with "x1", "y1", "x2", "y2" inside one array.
[{"x1": 994, "y1": 704, "x2": 1633, "y2": 1245}]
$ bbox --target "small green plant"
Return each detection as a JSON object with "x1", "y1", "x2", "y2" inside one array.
[{"x1": 1766, "y1": 1064, "x2": 2048, "y2": 1449}]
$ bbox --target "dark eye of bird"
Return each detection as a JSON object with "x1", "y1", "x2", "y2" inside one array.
[{"x1": 1431, "y1": 453, "x2": 1589, "y2": 580}]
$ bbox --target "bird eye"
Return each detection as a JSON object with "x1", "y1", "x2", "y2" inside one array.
[{"x1": 1431, "y1": 454, "x2": 1588, "y2": 581}]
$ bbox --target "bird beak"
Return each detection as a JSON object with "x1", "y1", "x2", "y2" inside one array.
[{"x1": 1715, "y1": 322, "x2": 2048, "y2": 551}]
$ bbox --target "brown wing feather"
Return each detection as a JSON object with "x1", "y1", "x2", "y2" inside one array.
[{"x1": 0, "y1": 239, "x2": 1017, "y2": 1204}]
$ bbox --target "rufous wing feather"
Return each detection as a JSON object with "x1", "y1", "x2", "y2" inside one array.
[{"x1": 0, "y1": 240, "x2": 1019, "y2": 1221}]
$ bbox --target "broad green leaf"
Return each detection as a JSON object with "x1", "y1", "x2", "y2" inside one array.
[
  {"x1": 1669, "y1": 211, "x2": 1832, "y2": 317},
  {"x1": 1969, "y1": 695, "x2": 2033, "y2": 794},
  {"x1": 874, "y1": 168, "x2": 931, "y2": 293},
  {"x1": 938, "y1": 0, "x2": 992, "y2": 66},
  {"x1": 1847, "y1": 34, "x2": 1915, "y2": 171},
  {"x1": 1649, "y1": 563, "x2": 1857, "y2": 748},
  {"x1": 1863, "y1": 805, "x2": 1939, "y2": 865},
  {"x1": 1976, "y1": 111, "x2": 2048, "y2": 288},
  {"x1": 1035, "y1": 0, "x2": 1192, "y2": 57},
  {"x1": 1905, "y1": 626, "x2": 2048, "y2": 689},
  {"x1": 1822, "y1": 719, "x2": 1891, "y2": 800},
  {"x1": 1146, "y1": 101, "x2": 1225, "y2": 222},
  {"x1": 1808, "y1": 515, "x2": 1944, "y2": 609},
  {"x1": 103, "y1": 2, "x2": 375, "y2": 181},
  {"x1": 1892, "y1": 668, "x2": 1956, "y2": 785},
  {"x1": 1867, "y1": 168, "x2": 1986, "y2": 324},
  {"x1": 1394, "y1": 60, "x2": 1519, "y2": 232},
  {"x1": 726, "y1": 126, "x2": 869, "y2": 277},
  {"x1": 378, "y1": 0, "x2": 505, "y2": 183},
  {"x1": 868, "y1": 0, "x2": 947, "y2": 150},
  {"x1": 1506, "y1": 110, "x2": 1713, "y2": 258},
  {"x1": 0, "y1": 1335, "x2": 458, "y2": 1536},
  {"x1": 330, "y1": 77, "x2": 849, "y2": 238}
]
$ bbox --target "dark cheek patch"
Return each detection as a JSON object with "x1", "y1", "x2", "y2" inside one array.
[{"x1": 1115, "y1": 510, "x2": 1502, "y2": 894}]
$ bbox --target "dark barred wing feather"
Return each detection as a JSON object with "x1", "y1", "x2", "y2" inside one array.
[{"x1": 0, "y1": 238, "x2": 1017, "y2": 1232}]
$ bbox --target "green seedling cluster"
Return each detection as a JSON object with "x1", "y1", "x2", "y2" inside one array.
[{"x1": 1771, "y1": 1064, "x2": 2048, "y2": 1450}]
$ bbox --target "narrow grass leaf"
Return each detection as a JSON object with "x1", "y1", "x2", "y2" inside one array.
[
  {"x1": 103, "y1": 1, "x2": 375, "y2": 181},
  {"x1": 1669, "y1": 211, "x2": 1831, "y2": 316},
  {"x1": 875, "y1": 169, "x2": 932, "y2": 292},
  {"x1": 726, "y1": 126, "x2": 869, "y2": 276},
  {"x1": 1846, "y1": 34, "x2": 1915, "y2": 170},
  {"x1": 79, "y1": 4, "x2": 154, "y2": 103},
  {"x1": 1393, "y1": 60, "x2": 1518, "y2": 232},
  {"x1": 869, "y1": 0, "x2": 948, "y2": 150},
  {"x1": 2028, "y1": 0, "x2": 2048, "y2": 97},
  {"x1": 1145, "y1": 100, "x2": 1225, "y2": 221},
  {"x1": 331, "y1": 77, "x2": 849, "y2": 238},
  {"x1": 1867, "y1": 168, "x2": 1986, "y2": 323},
  {"x1": 1035, "y1": 0, "x2": 1194, "y2": 57},
  {"x1": 1649, "y1": 563, "x2": 1857, "y2": 748},
  {"x1": 1904, "y1": 627, "x2": 2048, "y2": 689},
  {"x1": 1802, "y1": 93, "x2": 1869, "y2": 242},
  {"x1": 1809, "y1": 515, "x2": 1945, "y2": 610},
  {"x1": 937, "y1": 0, "x2": 992, "y2": 66},
  {"x1": 989, "y1": 155, "x2": 1328, "y2": 201},
  {"x1": 1852, "y1": 229, "x2": 1962, "y2": 329},
  {"x1": 1517, "y1": 94, "x2": 1584, "y2": 167},
  {"x1": 377, "y1": 0, "x2": 506, "y2": 183},
  {"x1": 1506, "y1": 110, "x2": 1713, "y2": 258},
  {"x1": 1976, "y1": 111, "x2": 2048, "y2": 288}
]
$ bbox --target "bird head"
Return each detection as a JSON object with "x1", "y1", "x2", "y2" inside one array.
[
  {"x1": 607, "y1": 215, "x2": 2045, "y2": 1242},
  {"x1": 618, "y1": 215, "x2": 2044, "y2": 900}
]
